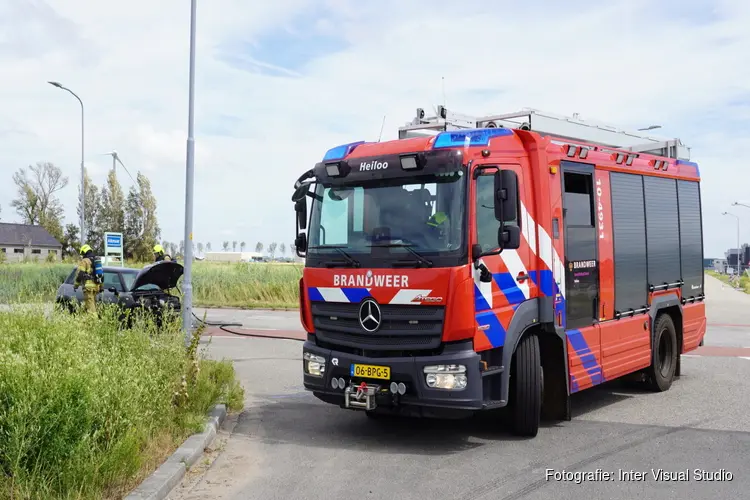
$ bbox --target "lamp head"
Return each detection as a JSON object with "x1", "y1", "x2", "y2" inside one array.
[{"x1": 48, "y1": 81, "x2": 63, "y2": 88}]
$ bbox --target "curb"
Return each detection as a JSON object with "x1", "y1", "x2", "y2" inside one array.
[{"x1": 124, "y1": 404, "x2": 227, "y2": 500}]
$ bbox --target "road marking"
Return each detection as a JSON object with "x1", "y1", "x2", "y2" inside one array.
[{"x1": 741, "y1": 357, "x2": 750, "y2": 361}]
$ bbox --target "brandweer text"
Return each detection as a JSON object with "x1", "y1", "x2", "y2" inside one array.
[{"x1": 334, "y1": 274, "x2": 409, "y2": 288}]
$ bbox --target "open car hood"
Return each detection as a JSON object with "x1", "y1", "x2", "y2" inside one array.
[{"x1": 130, "y1": 261, "x2": 184, "y2": 291}]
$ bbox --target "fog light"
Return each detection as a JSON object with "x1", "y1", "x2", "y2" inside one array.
[
  {"x1": 390, "y1": 382, "x2": 398, "y2": 393},
  {"x1": 338, "y1": 377, "x2": 345, "y2": 389},
  {"x1": 423, "y1": 364, "x2": 467, "y2": 390},
  {"x1": 332, "y1": 378, "x2": 339, "y2": 389},
  {"x1": 397, "y1": 382, "x2": 406, "y2": 395},
  {"x1": 303, "y1": 352, "x2": 326, "y2": 377}
]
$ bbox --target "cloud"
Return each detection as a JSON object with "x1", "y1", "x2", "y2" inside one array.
[{"x1": 1, "y1": 0, "x2": 749, "y2": 258}]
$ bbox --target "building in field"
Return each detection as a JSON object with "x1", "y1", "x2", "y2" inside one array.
[
  {"x1": 203, "y1": 251, "x2": 266, "y2": 263},
  {"x1": 0, "y1": 222, "x2": 63, "y2": 262}
]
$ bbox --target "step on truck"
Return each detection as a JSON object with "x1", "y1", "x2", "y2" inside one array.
[{"x1": 290, "y1": 106, "x2": 706, "y2": 437}]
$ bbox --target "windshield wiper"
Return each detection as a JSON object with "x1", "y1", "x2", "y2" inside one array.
[
  {"x1": 368, "y1": 243, "x2": 433, "y2": 268},
  {"x1": 308, "y1": 245, "x2": 361, "y2": 268}
]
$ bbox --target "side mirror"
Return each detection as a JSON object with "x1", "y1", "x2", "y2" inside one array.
[
  {"x1": 295, "y1": 198, "x2": 307, "y2": 230},
  {"x1": 108, "y1": 287, "x2": 118, "y2": 294},
  {"x1": 471, "y1": 243, "x2": 493, "y2": 283},
  {"x1": 295, "y1": 233, "x2": 307, "y2": 255},
  {"x1": 498, "y1": 225, "x2": 521, "y2": 250},
  {"x1": 494, "y1": 169, "x2": 518, "y2": 222},
  {"x1": 292, "y1": 184, "x2": 308, "y2": 203}
]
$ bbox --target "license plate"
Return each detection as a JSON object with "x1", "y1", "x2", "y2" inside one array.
[{"x1": 350, "y1": 363, "x2": 391, "y2": 380}]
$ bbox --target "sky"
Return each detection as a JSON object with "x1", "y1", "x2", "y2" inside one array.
[{"x1": 1, "y1": 0, "x2": 749, "y2": 258}]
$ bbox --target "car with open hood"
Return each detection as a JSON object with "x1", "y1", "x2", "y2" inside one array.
[{"x1": 56, "y1": 261, "x2": 183, "y2": 325}]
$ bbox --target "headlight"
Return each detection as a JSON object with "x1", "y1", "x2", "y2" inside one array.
[
  {"x1": 423, "y1": 364, "x2": 467, "y2": 390},
  {"x1": 303, "y1": 352, "x2": 326, "y2": 377}
]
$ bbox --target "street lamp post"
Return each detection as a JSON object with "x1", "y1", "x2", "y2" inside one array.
[
  {"x1": 722, "y1": 211, "x2": 741, "y2": 279},
  {"x1": 182, "y1": 0, "x2": 197, "y2": 346},
  {"x1": 48, "y1": 81, "x2": 85, "y2": 243}
]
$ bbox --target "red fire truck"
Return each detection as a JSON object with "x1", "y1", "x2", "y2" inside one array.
[{"x1": 290, "y1": 106, "x2": 706, "y2": 437}]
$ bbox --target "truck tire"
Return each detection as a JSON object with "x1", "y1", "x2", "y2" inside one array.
[
  {"x1": 511, "y1": 333, "x2": 542, "y2": 437},
  {"x1": 646, "y1": 313, "x2": 677, "y2": 392}
]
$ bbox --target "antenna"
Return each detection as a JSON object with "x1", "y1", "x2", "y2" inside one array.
[
  {"x1": 377, "y1": 115, "x2": 386, "y2": 142},
  {"x1": 441, "y1": 76, "x2": 446, "y2": 108}
]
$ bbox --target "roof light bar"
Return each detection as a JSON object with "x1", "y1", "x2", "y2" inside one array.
[
  {"x1": 566, "y1": 145, "x2": 577, "y2": 157},
  {"x1": 579, "y1": 147, "x2": 589, "y2": 159},
  {"x1": 323, "y1": 141, "x2": 365, "y2": 161},
  {"x1": 325, "y1": 162, "x2": 343, "y2": 177},
  {"x1": 432, "y1": 127, "x2": 512, "y2": 149}
]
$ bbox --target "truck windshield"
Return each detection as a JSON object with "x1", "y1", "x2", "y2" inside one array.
[{"x1": 307, "y1": 171, "x2": 466, "y2": 261}]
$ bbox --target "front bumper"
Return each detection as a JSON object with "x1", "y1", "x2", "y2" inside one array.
[{"x1": 302, "y1": 338, "x2": 484, "y2": 415}]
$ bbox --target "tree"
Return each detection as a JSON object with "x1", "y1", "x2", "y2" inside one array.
[
  {"x1": 197, "y1": 242, "x2": 204, "y2": 254},
  {"x1": 240, "y1": 241, "x2": 246, "y2": 252},
  {"x1": 290, "y1": 242, "x2": 296, "y2": 255},
  {"x1": 206, "y1": 242, "x2": 212, "y2": 252},
  {"x1": 61, "y1": 224, "x2": 80, "y2": 257},
  {"x1": 179, "y1": 240, "x2": 185, "y2": 257},
  {"x1": 98, "y1": 169, "x2": 126, "y2": 237},
  {"x1": 168, "y1": 242, "x2": 178, "y2": 257},
  {"x1": 232, "y1": 240, "x2": 237, "y2": 252},
  {"x1": 255, "y1": 241, "x2": 263, "y2": 253},
  {"x1": 268, "y1": 242, "x2": 278, "y2": 259},
  {"x1": 123, "y1": 172, "x2": 161, "y2": 261},
  {"x1": 78, "y1": 169, "x2": 102, "y2": 251},
  {"x1": 124, "y1": 186, "x2": 144, "y2": 259},
  {"x1": 279, "y1": 243, "x2": 286, "y2": 256},
  {"x1": 10, "y1": 162, "x2": 68, "y2": 243},
  {"x1": 222, "y1": 241, "x2": 229, "y2": 251}
]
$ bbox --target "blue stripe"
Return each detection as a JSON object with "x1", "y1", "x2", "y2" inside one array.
[
  {"x1": 528, "y1": 270, "x2": 555, "y2": 297},
  {"x1": 676, "y1": 159, "x2": 700, "y2": 176},
  {"x1": 571, "y1": 375, "x2": 580, "y2": 393},
  {"x1": 566, "y1": 329, "x2": 603, "y2": 385},
  {"x1": 341, "y1": 288, "x2": 371, "y2": 303},
  {"x1": 492, "y1": 272, "x2": 526, "y2": 305},
  {"x1": 475, "y1": 310, "x2": 506, "y2": 347},
  {"x1": 473, "y1": 283, "x2": 491, "y2": 312},
  {"x1": 308, "y1": 287, "x2": 324, "y2": 302}
]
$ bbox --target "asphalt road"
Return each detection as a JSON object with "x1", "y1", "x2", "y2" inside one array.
[{"x1": 167, "y1": 275, "x2": 750, "y2": 500}]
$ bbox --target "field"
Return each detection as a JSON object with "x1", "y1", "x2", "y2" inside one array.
[
  {"x1": 0, "y1": 261, "x2": 303, "y2": 309},
  {"x1": 0, "y1": 305, "x2": 244, "y2": 499}
]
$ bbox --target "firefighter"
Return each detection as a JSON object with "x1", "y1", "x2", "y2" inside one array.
[
  {"x1": 74, "y1": 244, "x2": 102, "y2": 314},
  {"x1": 426, "y1": 211, "x2": 449, "y2": 236},
  {"x1": 153, "y1": 244, "x2": 172, "y2": 262}
]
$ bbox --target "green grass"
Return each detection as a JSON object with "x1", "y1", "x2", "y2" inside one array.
[
  {"x1": 706, "y1": 270, "x2": 750, "y2": 293},
  {"x1": 0, "y1": 261, "x2": 303, "y2": 309},
  {"x1": 0, "y1": 305, "x2": 244, "y2": 500}
]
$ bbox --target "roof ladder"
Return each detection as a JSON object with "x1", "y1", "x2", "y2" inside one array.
[{"x1": 398, "y1": 105, "x2": 691, "y2": 161}]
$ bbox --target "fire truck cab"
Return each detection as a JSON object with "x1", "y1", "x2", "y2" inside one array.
[{"x1": 291, "y1": 106, "x2": 706, "y2": 437}]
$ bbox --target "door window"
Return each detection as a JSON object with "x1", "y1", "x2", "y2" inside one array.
[{"x1": 475, "y1": 172, "x2": 519, "y2": 253}]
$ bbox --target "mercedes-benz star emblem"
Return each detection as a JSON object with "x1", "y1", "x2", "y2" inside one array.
[{"x1": 358, "y1": 298, "x2": 382, "y2": 332}]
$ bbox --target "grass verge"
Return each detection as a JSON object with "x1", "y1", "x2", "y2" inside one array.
[
  {"x1": 0, "y1": 304, "x2": 244, "y2": 500},
  {"x1": 0, "y1": 261, "x2": 302, "y2": 309},
  {"x1": 706, "y1": 270, "x2": 750, "y2": 293}
]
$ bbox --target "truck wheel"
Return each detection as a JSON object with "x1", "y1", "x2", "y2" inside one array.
[
  {"x1": 646, "y1": 313, "x2": 677, "y2": 392},
  {"x1": 511, "y1": 333, "x2": 542, "y2": 437}
]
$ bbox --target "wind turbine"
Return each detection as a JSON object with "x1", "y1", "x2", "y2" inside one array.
[{"x1": 100, "y1": 150, "x2": 135, "y2": 183}]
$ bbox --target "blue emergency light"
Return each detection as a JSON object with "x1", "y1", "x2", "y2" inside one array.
[
  {"x1": 322, "y1": 141, "x2": 365, "y2": 161},
  {"x1": 432, "y1": 127, "x2": 513, "y2": 149}
]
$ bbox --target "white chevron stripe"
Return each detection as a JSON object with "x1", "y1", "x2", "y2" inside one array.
[
  {"x1": 316, "y1": 287, "x2": 349, "y2": 302},
  {"x1": 537, "y1": 225, "x2": 566, "y2": 298},
  {"x1": 499, "y1": 249, "x2": 530, "y2": 299},
  {"x1": 520, "y1": 202, "x2": 537, "y2": 256},
  {"x1": 389, "y1": 289, "x2": 433, "y2": 304},
  {"x1": 473, "y1": 258, "x2": 493, "y2": 309}
]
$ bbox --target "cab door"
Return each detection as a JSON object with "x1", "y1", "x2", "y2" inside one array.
[
  {"x1": 472, "y1": 163, "x2": 535, "y2": 351},
  {"x1": 560, "y1": 160, "x2": 603, "y2": 389}
]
